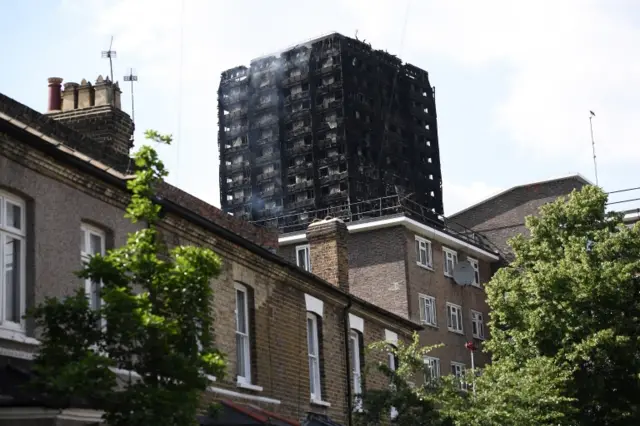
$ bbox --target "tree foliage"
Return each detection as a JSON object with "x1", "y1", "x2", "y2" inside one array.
[
  {"x1": 353, "y1": 333, "x2": 452, "y2": 426},
  {"x1": 359, "y1": 186, "x2": 640, "y2": 425},
  {"x1": 439, "y1": 355, "x2": 574, "y2": 426},
  {"x1": 483, "y1": 185, "x2": 640, "y2": 425},
  {"x1": 28, "y1": 131, "x2": 225, "y2": 426}
]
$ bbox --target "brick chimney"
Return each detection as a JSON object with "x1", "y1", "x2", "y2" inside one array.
[
  {"x1": 45, "y1": 76, "x2": 134, "y2": 167},
  {"x1": 306, "y1": 218, "x2": 349, "y2": 292}
]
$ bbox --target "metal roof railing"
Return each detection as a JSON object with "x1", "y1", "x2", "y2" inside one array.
[{"x1": 250, "y1": 194, "x2": 500, "y2": 254}]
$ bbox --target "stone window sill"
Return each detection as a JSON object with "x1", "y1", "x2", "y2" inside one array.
[
  {"x1": 0, "y1": 328, "x2": 39, "y2": 346},
  {"x1": 236, "y1": 381, "x2": 264, "y2": 392},
  {"x1": 416, "y1": 262, "x2": 434, "y2": 272},
  {"x1": 311, "y1": 399, "x2": 331, "y2": 408}
]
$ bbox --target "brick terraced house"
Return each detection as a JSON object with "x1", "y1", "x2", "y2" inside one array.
[
  {"x1": 276, "y1": 196, "x2": 502, "y2": 383},
  {"x1": 0, "y1": 77, "x2": 422, "y2": 425}
]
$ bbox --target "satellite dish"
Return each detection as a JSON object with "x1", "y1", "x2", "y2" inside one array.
[{"x1": 453, "y1": 260, "x2": 475, "y2": 286}]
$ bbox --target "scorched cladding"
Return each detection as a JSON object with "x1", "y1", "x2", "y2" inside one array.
[{"x1": 218, "y1": 32, "x2": 443, "y2": 229}]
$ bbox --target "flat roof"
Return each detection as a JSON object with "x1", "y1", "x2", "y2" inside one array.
[
  {"x1": 448, "y1": 173, "x2": 594, "y2": 218},
  {"x1": 279, "y1": 213, "x2": 500, "y2": 262}
]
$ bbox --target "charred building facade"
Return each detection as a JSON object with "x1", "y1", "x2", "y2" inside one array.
[{"x1": 218, "y1": 32, "x2": 442, "y2": 227}]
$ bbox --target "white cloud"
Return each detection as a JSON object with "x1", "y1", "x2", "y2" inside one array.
[
  {"x1": 58, "y1": 0, "x2": 640, "y2": 208},
  {"x1": 443, "y1": 180, "x2": 503, "y2": 216},
  {"x1": 345, "y1": 0, "x2": 640, "y2": 164}
]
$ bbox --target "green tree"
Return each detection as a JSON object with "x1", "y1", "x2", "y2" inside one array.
[
  {"x1": 481, "y1": 185, "x2": 640, "y2": 425},
  {"x1": 353, "y1": 333, "x2": 452, "y2": 426},
  {"x1": 28, "y1": 130, "x2": 225, "y2": 426},
  {"x1": 439, "y1": 355, "x2": 574, "y2": 426}
]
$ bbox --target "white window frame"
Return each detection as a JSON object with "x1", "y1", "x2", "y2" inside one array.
[
  {"x1": 350, "y1": 330, "x2": 363, "y2": 411},
  {"x1": 424, "y1": 356, "x2": 441, "y2": 382},
  {"x1": 0, "y1": 192, "x2": 27, "y2": 332},
  {"x1": 414, "y1": 235, "x2": 433, "y2": 269},
  {"x1": 471, "y1": 310, "x2": 485, "y2": 340},
  {"x1": 451, "y1": 362, "x2": 467, "y2": 391},
  {"x1": 443, "y1": 247, "x2": 458, "y2": 277},
  {"x1": 446, "y1": 302, "x2": 464, "y2": 334},
  {"x1": 418, "y1": 294, "x2": 437, "y2": 327},
  {"x1": 80, "y1": 224, "x2": 106, "y2": 312},
  {"x1": 307, "y1": 312, "x2": 322, "y2": 402},
  {"x1": 235, "y1": 283, "x2": 252, "y2": 385},
  {"x1": 296, "y1": 244, "x2": 311, "y2": 272},
  {"x1": 468, "y1": 257, "x2": 481, "y2": 287}
]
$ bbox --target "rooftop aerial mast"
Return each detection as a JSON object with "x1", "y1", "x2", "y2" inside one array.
[
  {"x1": 101, "y1": 36, "x2": 117, "y2": 83},
  {"x1": 123, "y1": 68, "x2": 138, "y2": 122}
]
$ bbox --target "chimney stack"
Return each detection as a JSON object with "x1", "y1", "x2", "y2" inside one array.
[
  {"x1": 47, "y1": 77, "x2": 63, "y2": 112},
  {"x1": 45, "y1": 76, "x2": 135, "y2": 170},
  {"x1": 306, "y1": 218, "x2": 350, "y2": 292},
  {"x1": 77, "y1": 79, "x2": 95, "y2": 109},
  {"x1": 61, "y1": 82, "x2": 79, "y2": 110}
]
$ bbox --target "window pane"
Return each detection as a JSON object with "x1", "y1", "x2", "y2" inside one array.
[
  {"x1": 309, "y1": 357, "x2": 317, "y2": 395},
  {"x1": 5, "y1": 202, "x2": 21, "y2": 230},
  {"x1": 298, "y1": 249, "x2": 308, "y2": 270},
  {"x1": 4, "y1": 236, "x2": 21, "y2": 323},
  {"x1": 91, "y1": 280, "x2": 102, "y2": 311},
  {"x1": 349, "y1": 335, "x2": 355, "y2": 366},
  {"x1": 236, "y1": 290, "x2": 247, "y2": 333},
  {"x1": 80, "y1": 230, "x2": 86, "y2": 252},
  {"x1": 90, "y1": 233, "x2": 102, "y2": 255},
  {"x1": 307, "y1": 318, "x2": 316, "y2": 354},
  {"x1": 236, "y1": 333, "x2": 246, "y2": 377}
]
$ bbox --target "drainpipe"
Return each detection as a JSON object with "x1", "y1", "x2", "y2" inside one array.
[{"x1": 343, "y1": 297, "x2": 353, "y2": 425}]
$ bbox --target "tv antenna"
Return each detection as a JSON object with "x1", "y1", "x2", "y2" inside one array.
[
  {"x1": 123, "y1": 68, "x2": 138, "y2": 122},
  {"x1": 101, "y1": 36, "x2": 117, "y2": 83},
  {"x1": 589, "y1": 111, "x2": 599, "y2": 186}
]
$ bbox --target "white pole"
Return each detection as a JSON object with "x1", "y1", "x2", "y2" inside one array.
[
  {"x1": 470, "y1": 349, "x2": 476, "y2": 397},
  {"x1": 589, "y1": 113, "x2": 599, "y2": 186}
]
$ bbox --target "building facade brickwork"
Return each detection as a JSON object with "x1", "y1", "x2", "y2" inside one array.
[
  {"x1": 0, "y1": 86, "x2": 418, "y2": 425},
  {"x1": 448, "y1": 175, "x2": 591, "y2": 258},
  {"x1": 279, "y1": 219, "x2": 499, "y2": 380}
]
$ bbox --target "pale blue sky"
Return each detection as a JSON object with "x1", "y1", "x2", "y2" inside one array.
[{"x1": 2, "y1": 0, "x2": 639, "y2": 214}]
